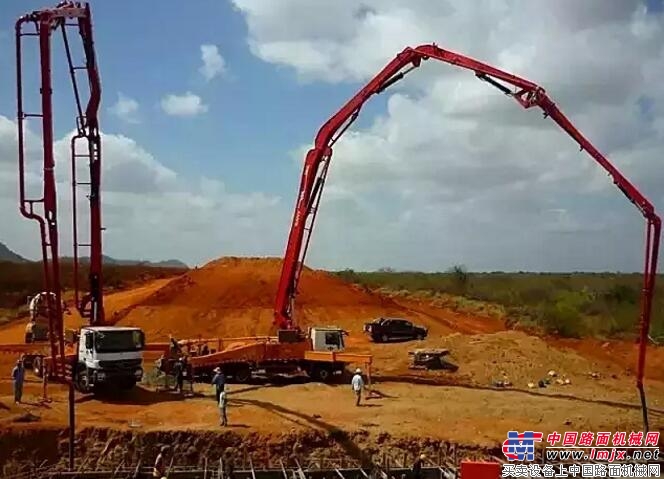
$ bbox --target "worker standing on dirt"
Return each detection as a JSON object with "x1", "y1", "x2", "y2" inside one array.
[
  {"x1": 219, "y1": 388, "x2": 228, "y2": 426},
  {"x1": 211, "y1": 367, "x2": 226, "y2": 403},
  {"x1": 351, "y1": 368, "x2": 364, "y2": 406},
  {"x1": 11, "y1": 358, "x2": 25, "y2": 405},
  {"x1": 24, "y1": 320, "x2": 35, "y2": 343},
  {"x1": 153, "y1": 445, "x2": 170, "y2": 478},
  {"x1": 173, "y1": 358, "x2": 184, "y2": 394}
]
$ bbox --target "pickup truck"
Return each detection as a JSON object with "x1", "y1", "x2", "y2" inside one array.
[{"x1": 363, "y1": 317, "x2": 428, "y2": 343}]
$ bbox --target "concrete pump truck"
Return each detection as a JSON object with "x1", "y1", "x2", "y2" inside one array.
[
  {"x1": 268, "y1": 43, "x2": 660, "y2": 431},
  {"x1": 164, "y1": 45, "x2": 660, "y2": 417},
  {"x1": 11, "y1": 1, "x2": 145, "y2": 393}
]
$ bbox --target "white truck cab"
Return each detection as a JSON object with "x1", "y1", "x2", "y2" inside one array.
[
  {"x1": 309, "y1": 326, "x2": 347, "y2": 352},
  {"x1": 76, "y1": 326, "x2": 145, "y2": 392}
]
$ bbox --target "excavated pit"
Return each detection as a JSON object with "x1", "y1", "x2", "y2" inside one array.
[{"x1": 0, "y1": 427, "x2": 499, "y2": 477}]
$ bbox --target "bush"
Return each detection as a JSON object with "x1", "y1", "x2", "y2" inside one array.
[
  {"x1": 331, "y1": 269, "x2": 664, "y2": 340},
  {"x1": 447, "y1": 264, "x2": 469, "y2": 295},
  {"x1": 603, "y1": 284, "x2": 639, "y2": 304},
  {"x1": 538, "y1": 302, "x2": 582, "y2": 338}
]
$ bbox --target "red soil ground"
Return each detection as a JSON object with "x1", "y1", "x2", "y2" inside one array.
[{"x1": 0, "y1": 256, "x2": 662, "y2": 457}]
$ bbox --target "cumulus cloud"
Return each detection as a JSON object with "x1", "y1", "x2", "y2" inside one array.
[
  {"x1": 199, "y1": 44, "x2": 227, "y2": 81},
  {"x1": 0, "y1": 115, "x2": 286, "y2": 265},
  {"x1": 234, "y1": 0, "x2": 664, "y2": 272},
  {"x1": 108, "y1": 92, "x2": 140, "y2": 123},
  {"x1": 160, "y1": 92, "x2": 208, "y2": 117}
]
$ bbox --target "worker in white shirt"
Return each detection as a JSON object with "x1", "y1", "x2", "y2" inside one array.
[
  {"x1": 219, "y1": 388, "x2": 228, "y2": 426},
  {"x1": 351, "y1": 368, "x2": 364, "y2": 406}
]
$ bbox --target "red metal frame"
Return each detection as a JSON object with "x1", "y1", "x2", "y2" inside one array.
[
  {"x1": 16, "y1": 1, "x2": 104, "y2": 379},
  {"x1": 274, "y1": 44, "x2": 661, "y2": 428}
]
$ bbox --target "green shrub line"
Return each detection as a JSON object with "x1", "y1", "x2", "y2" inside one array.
[
  {"x1": 0, "y1": 261, "x2": 186, "y2": 310},
  {"x1": 333, "y1": 267, "x2": 664, "y2": 340}
]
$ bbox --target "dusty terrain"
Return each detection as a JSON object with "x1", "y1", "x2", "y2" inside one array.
[{"x1": 0, "y1": 257, "x2": 662, "y2": 471}]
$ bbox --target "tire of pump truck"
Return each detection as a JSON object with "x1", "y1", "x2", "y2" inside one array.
[
  {"x1": 315, "y1": 366, "x2": 332, "y2": 383},
  {"x1": 75, "y1": 365, "x2": 91, "y2": 393},
  {"x1": 32, "y1": 356, "x2": 44, "y2": 378},
  {"x1": 233, "y1": 365, "x2": 251, "y2": 383}
]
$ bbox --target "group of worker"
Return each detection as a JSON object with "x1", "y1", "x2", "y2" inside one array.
[{"x1": 8, "y1": 356, "x2": 408, "y2": 479}]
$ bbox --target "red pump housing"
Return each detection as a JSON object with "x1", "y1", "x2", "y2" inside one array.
[
  {"x1": 16, "y1": 1, "x2": 104, "y2": 378},
  {"x1": 273, "y1": 44, "x2": 660, "y2": 429}
]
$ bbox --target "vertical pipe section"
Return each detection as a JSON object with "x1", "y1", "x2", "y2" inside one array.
[
  {"x1": 15, "y1": 18, "x2": 29, "y2": 213},
  {"x1": 16, "y1": 18, "x2": 53, "y2": 357},
  {"x1": 68, "y1": 380, "x2": 75, "y2": 470},
  {"x1": 80, "y1": 5, "x2": 104, "y2": 325},
  {"x1": 636, "y1": 217, "x2": 662, "y2": 431},
  {"x1": 70, "y1": 136, "x2": 80, "y2": 309},
  {"x1": 39, "y1": 16, "x2": 66, "y2": 376}
]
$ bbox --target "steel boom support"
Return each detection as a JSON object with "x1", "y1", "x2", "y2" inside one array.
[{"x1": 16, "y1": 1, "x2": 104, "y2": 378}]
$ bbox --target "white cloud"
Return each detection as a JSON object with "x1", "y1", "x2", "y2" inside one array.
[
  {"x1": 233, "y1": 0, "x2": 664, "y2": 272},
  {"x1": 160, "y1": 92, "x2": 208, "y2": 117},
  {"x1": 54, "y1": 132, "x2": 177, "y2": 194},
  {"x1": 2, "y1": 2, "x2": 663, "y2": 273},
  {"x1": 0, "y1": 115, "x2": 286, "y2": 265},
  {"x1": 108, "y1": 92, "x2": 140, "y2": 123},
  {"x1": 199, "y1": 44, "x2": 227, "y2": 81}
]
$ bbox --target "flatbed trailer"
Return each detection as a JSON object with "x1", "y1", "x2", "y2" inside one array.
[{"x1": 161, "y1": 334, "x2": 372, "y2": 384}]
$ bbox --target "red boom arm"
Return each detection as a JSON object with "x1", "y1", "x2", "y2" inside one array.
[
  {"x1": 274, "y1": 44, "x2": 660, "y2": 428},
  {"x1": 16, "y1": 1, "x2": 104, "y2": 378}
]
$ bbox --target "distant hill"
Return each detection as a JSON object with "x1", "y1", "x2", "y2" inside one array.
[
  {"x1": 0, "y1": 240, "x2": 187, "y2": 269},
  {"x1": 66, "y1": 255, "x2": 189, "y2": 269},
  {"x1": 103, "y1": 256, "x2": 188, "y2": 268},
  {"x1": 0, "y1": 242, "x2": 27, "y2": 263}
]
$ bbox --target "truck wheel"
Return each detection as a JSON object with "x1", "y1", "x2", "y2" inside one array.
[
  {"x1": 417, "y1": 333, "x2": 425, "y2": 340},
  {"x1": 234, "y1": 366, "x2": 251, "y2": 383},
  {"x1": 312, "y1": 366, "x2": 332, "y2": 383},
  {"x1": 33, "y1": 356, "x2": 44, "y2": 378},
  {"x1": 75, "y1": 366, "x2": 91, "y2": 393},
  {"x1": 381, "y1": 334, "x2": 389, "y2": 343}
]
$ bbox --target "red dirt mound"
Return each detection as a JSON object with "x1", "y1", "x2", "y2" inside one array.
[
  {"x1": 114, "y1": 257, "x2": 413, "y2": 340},
  {"x1": 139, "y1": 257, "x2": 394, "y2": 309}
]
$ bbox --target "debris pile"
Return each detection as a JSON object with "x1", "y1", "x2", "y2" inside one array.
[
  {"x1": 369, "y1": 330, "x2": 619, "y2": 392},
  {"x1": 528, "y1": 370, "x2": 572, "y2": 389}
]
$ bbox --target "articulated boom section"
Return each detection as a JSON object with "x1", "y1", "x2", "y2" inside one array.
[
  {"x1": 16, "y1": 1, "x2": 104, "y2": 378},
  {"x1": 274, "y1": 43, "x2": 660, "y2": 427}
]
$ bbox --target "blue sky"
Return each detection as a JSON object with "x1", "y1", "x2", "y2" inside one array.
[
  {"x1": 0, "y1": 1, "x2": 663, "y2": 272},
  {"x1": 0, "y1": 0, "x2": 376, "y2": 194}
]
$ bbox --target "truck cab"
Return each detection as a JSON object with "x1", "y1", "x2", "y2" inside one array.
[
  {"x1": 76, "y1": 326, "x2": 145, "y2": 392},
  {"x1": 309, "y1": 326, "x2": 346, "y2": 351}
]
